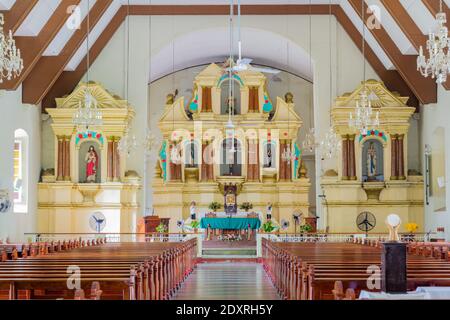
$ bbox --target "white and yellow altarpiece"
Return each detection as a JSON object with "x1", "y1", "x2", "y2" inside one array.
[
  {"x1": 321, "y1": 80, "x2": 424, "y2": 233},
  {"x1": 153, "y1": 63, "x2": 310, "y2": 232},
  {"x1": 38, "y1": 82, "x2": 141, "y2": 235}
]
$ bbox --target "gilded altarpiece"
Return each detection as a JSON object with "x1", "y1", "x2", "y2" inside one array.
[
  {"x1": 38, "y1": 83, "x2": 141, "y2": 235},
  {"x1": 153, "y1": 63, "x2": 310, "y2": 232},
  {"x1": 321, "y1": 80, "x2": 424, "y2": 233}
]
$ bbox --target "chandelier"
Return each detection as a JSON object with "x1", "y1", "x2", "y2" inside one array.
[
  {"x1": 349, "y1": 89, "x2": 379, "y2": 135},
  {"x1": 320, "y1": 127, "x2": 341, "y2": 160},
  {"x1": 117, "y1": 129, "x2": 137, "y2": 157},
  {"x1": 303, "y1": 128, "x2": 319, "y2": 153},
  {"x1": 72, "y1": 89, "x2": 103, "y2": 129},
  {"x1": 417, "y1": 1, "x2": 450, "y2": 84},
  {"x1": 0, "y1": 13, "x2": 23, "y2": 83},
  {"x1": 143, "y1": 129, "x2": 160, "y2": 156}
]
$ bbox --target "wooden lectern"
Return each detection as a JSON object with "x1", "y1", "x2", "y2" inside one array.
[{"x1": 304, "y1": 217, "x2": 318, "y2": 233}]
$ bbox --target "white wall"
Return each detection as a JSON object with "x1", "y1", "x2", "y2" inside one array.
[
  {"x1": 421, "y1": 85, "x2": 450, "y2": 239},
  {"x1": 0, "y1": 86, "x2": 41, "y2": 242}
]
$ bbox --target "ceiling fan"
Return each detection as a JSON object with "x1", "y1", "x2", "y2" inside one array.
[{"x1": 226, "y1": 0, "x2": 280, "y2": 75}]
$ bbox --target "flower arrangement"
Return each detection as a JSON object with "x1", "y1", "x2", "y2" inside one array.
[
  {"x1": 155, "y1": 223, "x2": 167, "y2": 233},
  {"x1": 218, "y1": 234, "x2": 243, "y2": 242},
  {"x1": 239, "y1": 202, "x2": 253, "y2": 212},
  {"x1": 406, "y1": 223, "x2": 418, "y2": 234},
  {"x1": 208, "y1": 201, "x2": 222, "y2": 212}
]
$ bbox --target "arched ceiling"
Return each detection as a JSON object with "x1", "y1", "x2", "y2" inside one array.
[
  {"x1": 151, "y1": 27, "x2": 312, "y2": 83},
  {"x1": 0, "y1": 0, "x2": 445, "y2": 108}
]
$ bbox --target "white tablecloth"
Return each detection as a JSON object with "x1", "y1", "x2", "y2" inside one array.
[{"x1": 359, "y1": 287, "x2": 450, "y2": 300}]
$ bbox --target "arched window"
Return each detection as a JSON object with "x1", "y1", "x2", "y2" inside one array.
[{"x1": 13, "y1": 129, "x2": 28, "y2": 213}]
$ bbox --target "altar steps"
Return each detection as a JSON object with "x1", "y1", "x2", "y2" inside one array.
[{"x1": 202, "y1": 248, "x2": 257, "y2": 257}]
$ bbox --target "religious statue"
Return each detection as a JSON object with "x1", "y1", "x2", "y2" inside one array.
[
  {"x1": 190, "y1": 201, "x2": 197, "y2": 220},
  {"x1": 166, "y1": 89, "x2": 178, "y2": 105},
  {"x1": 367, "y1": 142, "x2": 377, "y2": 179},
  {"x1": 85, "y1": 145, "x2": 99, "y2": 183},
  {"x1": 226, "y1": 97, "x2": 236, "y2": 115},
  {"x1": 284, "y1": 92, "x2": 294, "y2": 104},
  {"x1": 188, "y1": 142, "x2": 196, "y2": 167},
  {"x1": 266, "y1": 202, "x2": 273, "y2": 220},
  {"x1": 265, "y1": 144, "x2": 273, "y2": 168}
]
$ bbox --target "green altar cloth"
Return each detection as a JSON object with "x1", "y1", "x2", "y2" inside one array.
[{"x1": 200, "y1": 217, "x2": 261, "y2": 230}]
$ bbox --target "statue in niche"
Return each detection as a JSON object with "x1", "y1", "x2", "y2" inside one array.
[
  {"x1": 226, "y1": 97, "x2": 237, "y2": 115},
  {"x1": 190, "y1": 201, "x2": 197, "y2": 220},
  {"x1": 264, "y1": 143, "x2": 274, "y2": 168},
  {"x1": 266, "y1": 202, "x2": 273, "y2": 220},
  {"x1": 367, "y1": 142, "x2": 377, "y2": 180},
  {"x1": 85, "y1": 146, "x2": 99, "y2": 183}
]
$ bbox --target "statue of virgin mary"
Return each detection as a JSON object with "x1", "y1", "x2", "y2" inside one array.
[{"x1": 367, "y1": 142, "x2": 377, "y2": 179}]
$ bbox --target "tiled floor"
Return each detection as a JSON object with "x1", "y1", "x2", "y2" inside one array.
[{"x1": 173, "y1": 262, "x2": 281, "y2": 300}]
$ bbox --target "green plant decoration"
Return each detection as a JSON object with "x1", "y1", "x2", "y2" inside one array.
[
  {"x1": 208, "y1": 201, "x2": 222, "y2": 212},
  {"x1": 300, "y1": 223, "x2": 313, "y2": 233},
  {"x1": 190, "y1": 220, "x2": 200, "y2": 229},
  {"x1": 239, "y1": 202, "x2": 253, "y2": 212},
  {"x1": 155, "y1": 223, "x2": 167, "y2": 233},
  {"x1": 262, "y1": 220, "x2": 278, "y2": 233}
]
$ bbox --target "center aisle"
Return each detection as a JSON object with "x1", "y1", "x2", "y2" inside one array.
[{"x1": 173, "y1": 262, "x2": 281, "y2": 300}]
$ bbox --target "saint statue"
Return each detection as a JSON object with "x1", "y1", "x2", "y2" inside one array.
[
  {"x1": 189, "y1": 142, "x2": 196, "y2": 167},
  {"x1": 265, "y1": 144, "x2": 273, "y2": 168},
  {"x1": 190, "y1": 201, "x2": 197, "y2": 220},
  {"x1": 266, "y1": 202, "x2": 273, "y2": 220},
  {"x1": 85, "y1": 145, "x2": 99, "y2": 183},
  {"x1": 367, "y1": 142, "x2": 377, "y2": 179},
  {"x1": 226, "y1": 97, "x2": 236, "y2": 115}
]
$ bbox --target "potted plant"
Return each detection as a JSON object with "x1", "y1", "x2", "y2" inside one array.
[
  {"x1": 262, "y1": 220, "x2": 278, "y2": 233},
  {"x1": 208, "y1": 201, "x2": 222, "y2": 213},
  {"x1": 300, "y1": 223, "x2": 313, "y2": 235},
  {"x1": 239, "y1": 202, "x2": 253, "y2": 212},
  {"x1": 190, "y1": 220, "x2": 200, "y2": 233},
  {"x1": 156, "y1": 223, "x2": 167, "y2": 234}
]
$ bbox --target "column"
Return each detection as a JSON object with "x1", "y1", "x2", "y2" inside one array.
[
  {"x1": 63, "y1": 136, "x2": 71, "y2": 181},
  {"x1": 341, "y1": 135, "x2": 349, "y2": 180},
  {"x1": 202, "y1": 87, "x2": 212, "y2": 112},
  {"x1": 279, "y1": 140, "x2": 286, "y2": 180},
  {"x1": 113, "y1": 137, "x2": 121, "y2": 182},
  {"x1": 248, "y1": 87, "x2": 259, "y2": 112},
  {"x1": 391, "y1": 134, "x2": 398, "y2": 180},
  {"x1": 398, "y1": 134, "x2": 405, "y2": 180},
  {"x1": 247, "y1": 140, "x2": 259, "y2": 181},
  {"x1": 201, "y1": 142, "x2": 208, "y2": 182},
  {"x1": 285, "y1": 140, "x2": 292, "y2": 181},
  {"x1": 57, "y1": 136, "x2": 64, "y2": 181},
  {"x1": 348, "y1": 135, "x2": 357, "y2": 180},
  {"x1": 107, "y1": 137, "x2": 114, "y2": 182}
]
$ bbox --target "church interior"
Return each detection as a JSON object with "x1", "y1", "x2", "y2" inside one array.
[{"x1": 1, "y1": 0, "x2": 450, "y2": 303}]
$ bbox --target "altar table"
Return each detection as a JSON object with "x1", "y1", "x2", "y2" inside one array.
[{"x1": 200, "y1": 217, "x2": 261, "y2": 230}]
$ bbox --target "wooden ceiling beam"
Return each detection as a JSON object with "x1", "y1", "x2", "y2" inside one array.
[
  {"x1": 42, "y1": 6, "x2": 127, "y2": 109},
  {"x1": 0, "y1": 0, "x2": 81, "y2": 91},
  {"x1": 22, "y1": 0, "x2": 113, "y2": 105},
  {"x1": 334, "y1": 6, "x2": 419, "y2": 109},
  {"x1": 422, "y1": 0, "x2": 450, "y2": 90},
  {"x1": 0, "y1": 0, "x2": 39, "y2": 34},
  {"x1": 348, "y1": 0, "x2": 436, "y2": 104},
  {"x1": 381, "y1": 0, "x2": 427, "y2": 51},
  {"x1": 40, "y1": 4, "x2": 418, "y2": 110}
]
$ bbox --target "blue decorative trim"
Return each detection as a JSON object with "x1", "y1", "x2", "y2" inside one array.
[
  {"x1": 217, "y1": 73, "x2": 244, "y2": 87},
  {"x1": 159, "y1": 140, "x2": 167, "y2": 181},
  {"x1": 358, "y1": 129, "x2": 387, "y2": 142},
  {"x1": 262, "y1": 94, "x2": 273, "y2": 113},
  {"x1": 293, "y1": 143, "x2": 301, "y2": 179}
]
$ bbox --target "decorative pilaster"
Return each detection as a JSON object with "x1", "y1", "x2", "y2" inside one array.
[
  {"x1": 398, "y1": 134, "x2": 405, "y2": 180},
  {"x1": 341, "y1": 135, "x2": 349, "y2": 180},
  {"x1": 201, "y1": 87, "x2": 212, "y2": 112},
  {"x1": 247, "y1": 140, "x2": 259, "y2": 181},
  {"x1": 348, "y1": 135, "x2": 356, "y2": 180},
  {"x1": 248, "y1": 87, "x2": 259, "y2": 112},
  {"x1": 63, "y1": 136, "x2": 71, "y2": 181},
  {"x1": 107, "y1": 137, "x2": 114, "y2": 182},
  {"x1": 114, "y1": 138, "x2": 121, "y2": 182},
  {"x1": 57, "y1": 136, "x2": 64, "y2": 181},
  {"x1": 391, "y1": 134, "x2": 399, "y2": 180}
]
